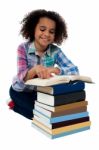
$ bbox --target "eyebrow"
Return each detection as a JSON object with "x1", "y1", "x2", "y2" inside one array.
[{"x1": 39, "y1": 26, "x2": 55, "y2": 30}]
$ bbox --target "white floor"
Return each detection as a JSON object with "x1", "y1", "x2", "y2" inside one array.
[{"x1": 0, "y1": 0, "x2": 99, "y2": 149}]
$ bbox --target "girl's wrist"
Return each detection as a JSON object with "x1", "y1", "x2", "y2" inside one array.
[
  {"x1": 24, "y1": 68, "x2": 36, "y2": 81},
  {"x1": 55, "y1": 67, "x2": 60, "y2": 74}
]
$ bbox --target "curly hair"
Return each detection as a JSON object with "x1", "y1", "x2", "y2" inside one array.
[{"x1": 20, "y1": 9, "x2": 68, "y2": 45}]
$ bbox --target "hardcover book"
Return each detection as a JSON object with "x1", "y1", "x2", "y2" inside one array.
[
  {"x1": 33, "y1": 115, "x2": 90, "y2": 129},
  {"x1": 33, "y1": 110, "x2": 89, "y2": 123},
  {"x1": 35, "y1": 101, "x2": 88, "y2": 112},
  {"x1": 34, "y1": 104, "x2": 87, "y2": 117},
  {"x1": 32, "y1": 119, "x2": 91, "y2": 135},
  {"x1": 37, "y1": 81, "x2": 85, "y2": 95},
  {"x1": 32, "y1": 123, "x2": 90, "y2": 139},
  {"x1": 37, "y1": 90, "x2": 85, "y2": 106},
  {"x1": 25, "y1": 75, "x2": 93, "y2": 87}
]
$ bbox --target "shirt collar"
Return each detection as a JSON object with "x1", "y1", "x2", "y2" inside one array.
[
  {"x1": 28, "y1": 42, "x2": 36, "y2": 54},
  {"x1": 28, "y1": 42, "x2": 51, "y2": 56}
]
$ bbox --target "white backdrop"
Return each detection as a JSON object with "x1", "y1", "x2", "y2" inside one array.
[{"x1": 0, "y1": 0, "x2": 98, "y2": 149}]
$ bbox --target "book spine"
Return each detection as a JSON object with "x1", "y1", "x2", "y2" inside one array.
[
  {"x1": 54, "y1": 90, "x2": 86, "y2": 106},
  {"x1": 53, "y1": 81, "x2": 85, "y2": 95}
]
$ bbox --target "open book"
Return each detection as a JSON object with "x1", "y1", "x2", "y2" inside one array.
[{"x1": 25, "y1": 75, "x2": 93, "y2": 87}]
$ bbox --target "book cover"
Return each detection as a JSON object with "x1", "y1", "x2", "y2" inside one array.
[
  {"x1": 34, "y1": 104, "x2": 87, "y2": 117},
  {"x1": 33, "y1": 110, "x2": 89, "y2": 123},
  {"x1": 35, "y1": 101, "x2": 88, "y2": 112},
  {"x1": 32, "y1": 119, "x2": 91, "y2": 135},
  {"x1": 32, "y1": 122, "x2": 90, "y2": 139},
  {"x1": 33, "y1": 115, "x2": 90, "y2": 129},
  {"x1": 25, "y1": 75, "x2": 93, "y2": 87},
  {"x1": 37, "y1": 90, "x2": 86, "y2": 106},
  {"x1": 37, "y1": 81, "x2": 85, "y2": 95}
]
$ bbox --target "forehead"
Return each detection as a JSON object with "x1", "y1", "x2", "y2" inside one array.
[{"x1": 37, "y1": 17, "x2": 56, "y2": 28}]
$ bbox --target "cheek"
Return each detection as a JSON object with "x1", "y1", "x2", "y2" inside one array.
[
  {"x1": 52, "y1": 35, "x2": 55, "y2": 41},
  {"x1": 34, "y1": 29, "x2": 40, "y2": 37}
]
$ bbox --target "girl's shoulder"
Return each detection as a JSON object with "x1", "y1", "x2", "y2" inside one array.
[
  {"x1": 17, "y1": 42, "x2": 30, "y2": 53},
  {"x1": 18, "y1": 41, "x2": 29, "y2": 48}
]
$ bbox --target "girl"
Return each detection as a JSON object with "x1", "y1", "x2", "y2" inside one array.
[{"x1": 8, "y1": 9, "x2": 79, "y2": 119}]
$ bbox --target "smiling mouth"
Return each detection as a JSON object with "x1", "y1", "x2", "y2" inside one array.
[{"x1": 41, "y1": 38, "x2": 49, "y2": 42}]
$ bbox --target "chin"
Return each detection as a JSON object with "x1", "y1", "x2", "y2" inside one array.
[{"x1": 41, "y1": 43, "x2": 49, "y2": 47}]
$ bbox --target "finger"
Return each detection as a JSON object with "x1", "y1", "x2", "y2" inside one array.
[{"x1": 37, "y1": 70, "x2": 46, "y2": 79}]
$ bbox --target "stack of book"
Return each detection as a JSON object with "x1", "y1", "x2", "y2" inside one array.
[{"x1": 25, "y1": 75, "x2": 92, "y2": 139}]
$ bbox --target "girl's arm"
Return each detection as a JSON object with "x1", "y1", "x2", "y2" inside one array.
[{"x1": 55, "y1": 49, "x2": 79, "y2": 75}]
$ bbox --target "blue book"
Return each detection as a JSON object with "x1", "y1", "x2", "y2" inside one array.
[
  {"x1": 33, "y1": 110, "x2": 89, "y2": 123},
  {"x1": 32, "y1": 122, "x2": 90, "y2": 139},
  {"x1": 37, "y1": 81, "x2": 85, "y2": 95}
]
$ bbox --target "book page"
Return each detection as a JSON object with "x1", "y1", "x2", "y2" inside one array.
[
  {"x1": 25, "y1": 75, "x2": 70, "y2": 86},
  {"x1": 25, "y1": 75, "x2": 93, "y2": 86}
]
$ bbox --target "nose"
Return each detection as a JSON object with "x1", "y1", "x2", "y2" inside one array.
[{"x1": 44, "y1": 30, "x2": 50, "y2": 36}]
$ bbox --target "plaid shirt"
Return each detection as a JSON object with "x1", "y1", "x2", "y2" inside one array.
[{"x1": 12, "y1": 42, "x2": 79, "y2": 91}]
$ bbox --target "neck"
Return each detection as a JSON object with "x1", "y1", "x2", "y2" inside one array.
[
  {"x1": 34, "y1": 41, "x2": 47, "y2": 52},
  {"x1": 34, "y1": 43, "x2": 45, "y2": 57}
]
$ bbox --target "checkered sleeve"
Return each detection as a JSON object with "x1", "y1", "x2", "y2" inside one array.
[
  {"x1": 55, "y1": 49, "x2": 79, "y2": 75},
  {"x1": 17, "y1": 45, "x2": 29, "y2": 81}
]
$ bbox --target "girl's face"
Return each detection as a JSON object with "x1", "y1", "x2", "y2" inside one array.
[{"x1": 34, "y1": 17, "x2": 56, "y2": 50}]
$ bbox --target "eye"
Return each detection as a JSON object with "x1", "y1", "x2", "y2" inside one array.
[
  {"x1": 40, "y1": 29, "x2": 45, "y2": 32},
  {"x1": 40, "y1": 26, "x2": 46, "y2": 32},
  {"x1": 49, "y1": 30, "x2": 55, "y2": 34}
]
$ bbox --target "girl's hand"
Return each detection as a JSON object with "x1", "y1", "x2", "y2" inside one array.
[
  {"x1": 24, "y1": 65, "x2": 60, "y2": 81},
  {"x1": 34, "y1": 65, "x2": 51, "y2": 79},
  {"x1": 47, "y1": 67, "x2": 60, "y2": 75},
  {"x1": 34, "y1": 65, "x2": 60, "y2": 79}
]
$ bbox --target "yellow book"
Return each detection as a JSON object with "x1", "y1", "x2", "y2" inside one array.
[{"x1": 32, "y1": 119, "x2": 91, "y2": 135}]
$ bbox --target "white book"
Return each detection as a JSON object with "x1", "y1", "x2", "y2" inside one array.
[
  {"x1": 34, "y1": 104, "x2": 52, "y2": 117},
  {"x1": 33, "y1": 109, "x2": 50, "y2": 123},
  {"x1": 25, "y1": 75, "x2": 93, "y2": 87},
  {"x1": 34, "y1": 115, "x2": 52, "y2": 129},
  {"x1": 35, "y1": 101, "x2": 56, "y2": 112}
]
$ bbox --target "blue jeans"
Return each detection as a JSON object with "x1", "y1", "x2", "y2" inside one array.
[{"x1": 9, "y1": 86, "x2": 37, "y2": 119}]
